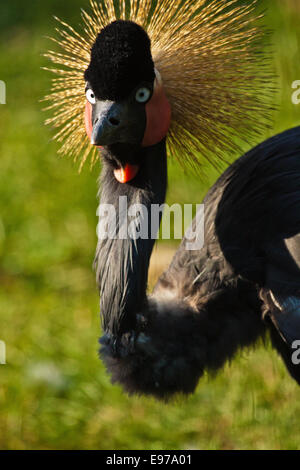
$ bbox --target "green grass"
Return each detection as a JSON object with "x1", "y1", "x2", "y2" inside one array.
[{"x1": 0, "y1": 0, "x2": 300, "y2": 450}]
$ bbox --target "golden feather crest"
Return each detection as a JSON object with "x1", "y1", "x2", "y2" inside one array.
[{"x1": 43, "y1": 0, "x2": 274, "y2": 172}]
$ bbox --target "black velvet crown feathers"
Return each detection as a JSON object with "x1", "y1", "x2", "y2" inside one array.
[{"x1": 84, "y1": 20, "x2": 155, "y2": 101}]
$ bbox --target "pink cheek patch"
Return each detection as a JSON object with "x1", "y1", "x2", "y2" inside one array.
[
  {"x1": 85, "y1": 101, "x2": 93, "y2": 140},
  {"x1": 142, "y1": 84, "x2": 171, "y2": 147},
  {"x1": 85, "y1": 101, "x2": 102, "y2": 149}
]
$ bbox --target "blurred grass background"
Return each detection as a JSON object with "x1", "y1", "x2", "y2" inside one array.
[{"x1": 0, "y1": 0, "x2": 300, "y2": 450}]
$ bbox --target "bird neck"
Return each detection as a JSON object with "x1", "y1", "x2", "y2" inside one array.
[{"x1": 96, "y1": 139, "x2": 167, "y2": 337}]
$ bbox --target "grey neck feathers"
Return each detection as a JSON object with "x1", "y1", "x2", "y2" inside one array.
[{"x1": 95, "y1": 140, "x2": 167, "y2": 337}]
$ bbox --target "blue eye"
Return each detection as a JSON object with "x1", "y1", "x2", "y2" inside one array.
[
  {"x1": 86, "y1": 89, "x2": 96, "y2": 105},
  {"x1": 135, "y1": 87, "x2": 151, "y2": 103}
]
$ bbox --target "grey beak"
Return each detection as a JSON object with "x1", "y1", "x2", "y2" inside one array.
[{"x1": 91, "y1": 101, "x2": 122, "y2": 146}]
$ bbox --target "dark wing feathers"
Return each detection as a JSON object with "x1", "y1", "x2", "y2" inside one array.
[
  {"x1": 214, "y1": 126, "x2": 300, "y2": 287},
  {"x1": 215, "y1": 127, "x2": 300, "y2": 379},
  {"x1": 157, "y1": 126, "x2": 300, "y2": 383}
]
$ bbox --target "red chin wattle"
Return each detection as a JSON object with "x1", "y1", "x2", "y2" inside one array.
[
  {"x1": 113, "y1": 164, "x2": 139, "y2": 184},
  {"x1": 84, "y1": 84, "x2": 171, "y2": 184}
]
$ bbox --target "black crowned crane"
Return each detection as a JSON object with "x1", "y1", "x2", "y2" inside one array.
[{"x1": 44, "y1": 0, "x2": 300, "y2": 399}]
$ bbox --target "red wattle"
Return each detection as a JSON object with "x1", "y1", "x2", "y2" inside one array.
[
  {"x1": 142, "y1": 84, "x2": 171, "y2": 147},
  {"x1": 114, "y1": 164, "x2": 139, "y2": 184}
]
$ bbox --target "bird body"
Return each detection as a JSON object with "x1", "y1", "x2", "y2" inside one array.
[
  {"x1": 44, "y1": 1, "x2": 300, "y2": 399},
  {"x1": 98, "y1": 127, "x2": 300, "y2": 398}
]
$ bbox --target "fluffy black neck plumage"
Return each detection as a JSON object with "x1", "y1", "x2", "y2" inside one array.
[{"x1": 95, "y1": 140, "x2": 167, "y2": 337}]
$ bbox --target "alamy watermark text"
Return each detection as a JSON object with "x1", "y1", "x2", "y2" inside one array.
[
  {"x1": 96, "y1": 197, "x2": 204, "y2": 250},
  {"x1": 0, "y1": 340, "x2": 6, "y2": 365},
  {"x1": 0, "y1": 81, "x2": 6, "y2": 104}
]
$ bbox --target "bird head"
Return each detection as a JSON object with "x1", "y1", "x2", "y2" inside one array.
[
  {"x1": 44, "y1": 0, "x2": 274, "y2": 179},
  {"x1": 83, "y1": 20, "x2": 171, "y2": 183}
]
